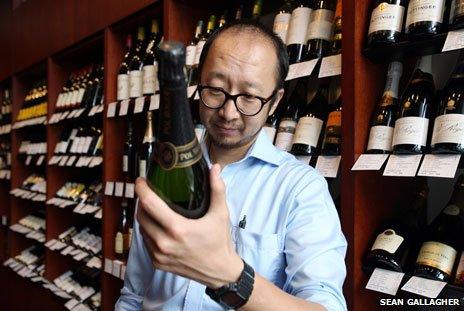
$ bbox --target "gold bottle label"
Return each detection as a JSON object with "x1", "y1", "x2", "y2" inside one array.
[
  {"x1": 115, "y1": 232, "x2": 123, "y2": 254},
  {"x1": 156, "y1": 138, "x2": 202, "y2": 170},
  {"x1": 416, "y1": 241, "x2": 457, "y2": 275}
]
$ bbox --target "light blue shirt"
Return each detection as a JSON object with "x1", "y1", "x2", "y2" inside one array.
[{"x1": 115, "y1": 129, "x2": 347, "y2": 311}]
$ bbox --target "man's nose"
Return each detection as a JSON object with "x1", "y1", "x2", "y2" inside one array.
[{"x1": 218, "y1": 98, "x2": 241, "y2": 121}]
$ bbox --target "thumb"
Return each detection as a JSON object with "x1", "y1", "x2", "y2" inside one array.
[{"x1": 208, "y1": 164, "x2": 227, "y2": 214}]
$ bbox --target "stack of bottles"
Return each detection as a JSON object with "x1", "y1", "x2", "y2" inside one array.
[
  {"x1": 53, "y1": 126, "x2": 103, "y2": 158},
  {"x1": 17, "y1": 80, "x2": 47, "y2": 121}
]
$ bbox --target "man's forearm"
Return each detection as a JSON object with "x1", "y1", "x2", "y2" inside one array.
[{"x1": 239, "y1": 274, "x2": 327, "y2": 311}]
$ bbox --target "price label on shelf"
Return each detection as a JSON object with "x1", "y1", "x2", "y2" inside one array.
[
  {"x1": 66, "y1": 155, "x2": 76, "y2": 166},
  {"x1": 187, "y1": 85, "x2": 197, "y2": 98},
  {"x1": 66, "y1": 110, "x2": 77, "y2": 118},
  {"x1": 96, "y1": 105, "x2": 104, "y2": 114},
  {"x1": 351, "y1": 154, "x2": 389, "y2": 171},
  {"x1": 60, "y1": 111, "x2": 70, "y2": 120},
  {"x1": 114, "y1": 182, "x2": 124, "y2": 197},
  {"x1": 112, "y1": 260, "x2": 123, "y2": 278},
  {"x1": 319, "y1": 54, "x2": 342, "y2": 78},
  {"x1": 88, "y1": 106, "x2": 98, "y2": 116},
  {"x1": 150, "y1": 95, "x2": 160, "y2": 111},
  {"x1": 119, "y1": 99, "x2": 130, "y2": 116},
  {"x1": 25, "y1": 156, "x2": 32, "y2": 165},
  {"x1": 383, "y1": 155, "x2": 422, "y2": 177},
  {"x1": 125, "y1": 183, "x2": 135, "y2": 199},
  {"x1": 134, "y1": 97, "x2": 145, "y2": 114},
  {"x1": 442, "y1": 29, "x2": 464, "y2": 52},
  {"x1": 77, "y1": 108, "x2": 87, "y2": 117},
  {"x1": 286, "y1": 59, "x2": 319, "y2": 81},
  {"x1": 104, "y1": 258, "x2": 113, "y2": 274},
  {"x1": 89, "y1": 156, "x2": 103, "y2": 167},
  {"x1": 315, "y1": 156, "x2": 342, "y2": 178},
  {"x1": 36, "y1": 155, "x2": 45, "y2": 166},
  {"x1": 107, "y1": 102, "x2": 117, "y2": 118},
  {"x1": 65, "y1": 299, "x2": 80, "y2": 310},
  {"x1": 104, "y1": 182, "x2": 114, "y2": 196},
  {"x1": 366, "y1": 268, "x2": 404, "y2": 296},
  {"x1": 417, "y1": 154, "x2": 461, "y2": 178},
  {"x1": 401, "y1": 276, "x2": 447, "y2": 298}
]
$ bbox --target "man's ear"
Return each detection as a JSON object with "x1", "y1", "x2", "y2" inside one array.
[{"x1": 268, "y1": 88, "x2": 285, "y2": 116}]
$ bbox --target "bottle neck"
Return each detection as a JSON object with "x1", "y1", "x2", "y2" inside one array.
[
  {"x1": 416, "y1": 55, "x2": 433, "y2": 75},
  {"x1": 143, "y1": 113, "x2": 155, "y2": 143},
  {"x1": 194, "y1": 23, "x2": 203, "y2": 39},
  {"x1": 383, "y1": 67, "x2": 402, "y2": 100}
]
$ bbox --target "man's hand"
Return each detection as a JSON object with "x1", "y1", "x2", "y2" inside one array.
[{"x1": 136, "y1": 164, "x2": 243, "y2": 289}]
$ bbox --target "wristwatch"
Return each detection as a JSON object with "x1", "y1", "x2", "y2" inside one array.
[{"x1": 205, "y1": 259, "x2": 255, "y2": 310}]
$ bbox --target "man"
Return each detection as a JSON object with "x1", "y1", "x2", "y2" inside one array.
[{"x1": 116, "y1": 20, "x2": 347, "y2": 311}]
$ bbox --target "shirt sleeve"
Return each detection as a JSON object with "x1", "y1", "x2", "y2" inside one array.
[
  {"x1": 283, "y1": 174, "x2": 348, "y2": 311},
  {"x1": 115, "y1": 204, "x2": 155, "y2": 311}
]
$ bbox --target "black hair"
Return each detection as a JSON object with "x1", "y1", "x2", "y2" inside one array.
[{"x1": 198, "y1": 19, "x2": 289, "y2": 90}]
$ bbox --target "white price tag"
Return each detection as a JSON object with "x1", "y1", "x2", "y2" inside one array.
[
  {"x1": 351, "y1": 154, "x2": 389, "y2": 171},
  {"x1": 107, "y1": 102, "x2": 117, "y2": 118},
  {"x1": 125, "y1": 183, "x2": 135, "y2": 198},
  {"x1": 286, "y1": 59, "x2": 319, "y2": 81},
  {"x1": 134, "y1": 97, "x2": 145, "y2": 114},
  {"x1": 319, "y1": 54, "x2": 342, "y2": 78},
  {"x1": 36, "y1": 155, "x2": 45, "y2": 166},
  {"x1": 417, "y1": 154, "x2": 461, "y2": 178},
  {"x1": 65, "y1": 299, "x2": 80, "y2": 310},
  {"x1": 104, "y1": 258, "x2": 113, "y2": 274},
  {"x1": 59, "y1": 156, "x2": 69, "y2": 166},
  {"x1": 114, "y1": 182, "x2": 124, "y2": 197},
  {"x1": 1, "y1": 215, "x2": 6, "y2": 226},
  {"x1": 315, "y1": 156, "x2": 342, "y2": 178},
  {"x1": 366, "y1": 268, "x2": 404, "y2": 296},
  {"x1": 401, "y1": 276, "x2": 447, "y2": 298},
  {"x1": 112, "y1": 260, "x2": 123, "y2": 278},
  {"x1": 66, "y1": 156, "x2": 76, "y2": 166},
  {"x1": 442, "y1": 29, "x2": 464, "y2": 52},
  {"x1": 104, "y1": 182, "x2": 114, "y2": 196},
  {"x1": 383, "y1": 155, "x2": 422, "y2": 177},
  {"x1": 76, "y1": 108, "x2": 86, "y2": 117},
  {"x1": 149, "y1": 95, "x2": 160, "y2": 111},
  {"x1": 25, "y1": 156, "x2": 32, "y2": 165},
  {"x1": 97, "y1": 105, "x2": 104, "y2": 113},
  {"x1": 60, "y1": 111, "x2": 70, "y2": 120},
  {"x1": 88, "y1": 106, "x2": 98, "y2": 116},
  {"x1": 187, "y1": 85, "x2": 197, "y2": 98},
  {"x1": 295, "y1": 155, "x2": 311, "y2": 165},
  {"x1": 119, "y1": 99, "x2": 130, "y2": 116},
  {"x1": 66, "y1": 110, "x2": 77, "y2": 118}
]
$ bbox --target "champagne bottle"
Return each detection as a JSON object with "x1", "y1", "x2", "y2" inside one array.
[
  {"x1": 291, "y1": 86, "x2": 328, "y2": 155},
  {"x1": 273, "y1": 0, "x2": 293, "y2": 43},
  {"x1": 117, "y1": 35, "x2": 132, "y2": 101},
  {"x1": 186, "y1": 20, "x2": 204, "y2": 86},
  {"x1": 321, "y1": 94, "x2": 342, "y2": 155},
  {"x1": 392, "y1": 55, "x2": 435, "y2": 154},
  {"x1": 367, "y1": 0, "x2": 406, "y2": 47},
  {"x1": 123, "y1": 121, "x2": 137, "y2": 183},
  {"x1": 129, "y1": 26, "x2": 146, "y2": 99},
  {"x1": 414, "y1": 175, "x2": 464, "y2": 282},
  {"x1": 305, "y1": 0, "x2": 336, "y2": 60},
  {"x1": 405, "y1": 0, "x2": 447, "y2": 39},
  {"x1": 286, "y1": 0, "x2": 312, "y2": 64},
  {"x1": 142, "y1": 19, "x2": 161, "y2": 96},
  {"x1": 147, "y1": 41, "x2": 210, "y2": 219},
  {"x1": 366, "y1": 61, "x2": 403, "y2": 154},
  {"x1": 138, "y1": 112, "x2": 155, "y2": 178},
  {"x1": 364, "y1": 183, "x2": 428, "y2": 273},
  {"x1": 431, "y1": 54, "x2": 464, "y2": 154}
]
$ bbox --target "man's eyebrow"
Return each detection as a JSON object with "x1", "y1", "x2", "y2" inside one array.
[
  {"x1": 206, "y1": 70, "x2": 262, "y2": 92},
  {"x1": 206, "y1": 71, "x2": 227, "y2": 80}
]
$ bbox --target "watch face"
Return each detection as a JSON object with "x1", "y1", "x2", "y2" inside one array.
[{"x1": 221, "y1": 291, "x2": 244, "y2": 307}]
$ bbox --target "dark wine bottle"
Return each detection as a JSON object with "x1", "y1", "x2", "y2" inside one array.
[
  {"x1": 450, "y1": 0, "x2": 464, "y2": 30},
  {"x1": 332, "y1": 15, "x2": 342, "y2": 55},
  {"x1": 115, "y1": 198, "x2": 131, "y2": 260},
  {"x1": 263, "y1": 102, "x2": 284, "y2": 143},
  {"x1": 392, "y1": 55, "x2": 435, "y2": 154},
  {"x1": 405, "y1": 0, "x2": 447, "y2": 39},
  {"x1": 414, "y1": 175, "x2": 464, "y2": 282},
  {"x1": 142, "y1": 19, "x2": 161, "y2": 96},
  {"x1": 252, "y1": 0, "x2": 263, "y2": 19},
  {"x1": 321, "y1": 94, "x2": 342, "y2": 155},
  {"x1": 138, "y1": 111, "x2": 155, "y2": 179},
  {"x1": 123, "y1": 120, "x2": 137, "y2": 183},
  {"x1": 366, "y1": 61, "x2": 403, "y2": 154},
  {"x1": 431, "y1": 54, "x2": 464, "y2": 154},
  {"x1": 366, "y1": 0, "x2": 406, "y2": 47},
  {"x1": 306, "y1": 0, "x2": 336, "y2": 60},
  {"x1": 364, "y1": 183, "x2": 428, "y2": 273},
  {"x1": 129, "y1": 26, "x2": 146, "y2": 99},
  {"x1": 147, "y1": 41, "x2": 210, "y2": 219},
  {"x1": 291, "y1": 86, "x2": 328, "y2": 155},
  {"x1": 186, "y1": 20, "x2": 204, "y2": 86},
  {"x1": 117, "y1": 35, "x2": 133, "y2": 101},
  {"x1": 190, "y1": 15, "x2": 216, "y2": 87},
  {"x1": 286, "y1": 0, "x2": 312, "y2": 64},
  {"x1": 273, "y1": 0, "x2": 293, "y2": 43}
]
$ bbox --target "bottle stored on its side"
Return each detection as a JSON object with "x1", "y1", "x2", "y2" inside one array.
[
  {"x1": 147, "y1": 41, "x2": 210, "y2": 219},
  {"x1": 291, "y1": 86, "x2": 328, "y2": 155},
  {"x1": 366, "y1": 61, "x2": 403, "y2": 154},
  {"x1": 286, "y1": 0, "x2": 312, "y2": 64},
  {"x1": 306, "y1": 0, "x2": 336, "y2": 60},
  {"x1": 321, "y1": 94, "x2": 342, "y2": 155},
  {"x1": 414, "y1": 175, "x2": 464, "y2": 282},
  {"x1": 364, "y1": 183, "x2": 429, "y2": 273},
  {"x1": 366, "y1": 0, "x2": 406, "y2": 47},
  {"x1": 138, "y1": 112, "x2": 155, "y2": 179},
  {"x1": 431, "y1": 54, "x2": 464, "y2": 154},
  {"x1": 405, "y1": 0, "x2": 447, "y2": 39},
  {"x1": 392, "y1": 55, "x2": 435, "y2": 154},
  {"x1": 273, "y1": 0, "x2": 293, "y2": 43}
]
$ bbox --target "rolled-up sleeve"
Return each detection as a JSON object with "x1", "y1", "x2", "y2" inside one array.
[
  {"x1": 283, "y1": 176, "x2": 347, "y2": 311},
  {"x1": 115, "y1": 205, "x2": 155, "y2": 311}
]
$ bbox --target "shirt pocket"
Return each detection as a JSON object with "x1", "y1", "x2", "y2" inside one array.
[{"x1": 232, "y1": 226, "x2": 286, "y2": 286}]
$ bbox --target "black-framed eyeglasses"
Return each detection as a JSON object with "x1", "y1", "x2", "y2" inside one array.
[{"x1": 197, "y1": 84, "x2": 277, "y2": 116}]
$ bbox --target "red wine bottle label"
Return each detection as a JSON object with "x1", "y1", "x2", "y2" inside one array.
[
  {"x1": 327, "y1": 111, "x2": 342, "y2": 127},
  {"x1": 367, "y1": 125, "x2": 394, "y2": 151},
  {"x1": 293, "y1": 116, "x2": 323, "y2": 147},
  {"x1": 392, "y1": 116, "x2": 429, "y2": 147},
  {"x1": 156, "y1": 139, "x2": 202, "y2": 170},
  {"x1": 117, "y1": 74, "x2": 130, "y2": 100},
  {"x1": 194, "y1": 40, "x2": 206, "y2": 65},
  {"x1": 368, "y1": 3, "x2": 404, "y2": 34},
  {"x1": 306, "y1": 9, "x2": 335, "y2": 42},
  {"x1": 143, "y1": 64, "x2": 158, "y2": 95},
  {"x1": 371, "y1": 229, "x2": 404, "y2": 254},
  {"x1": 406, "y1": 0, "x2": 446, "y2": 29},
  {"x1": 186, "y1": 45, "x2": 197, "y2": 67},
  {"x1": 416, "y1": 241, "x2": 457, "y2": 275},
  {"x1": 455, "y1": 252, "x2": 464, "y2": 286},
  {"x1": 286, "y1": 7, "x2": 312, "y2": 45},
  {"x1": 431, "y1": 113, "x2": 464, "y2": 146},
  {"x1": 115, "y1": 232, "x2": 123, "y2": 254},
  {"x1": 130, "y1": 70, "x2": 143, "y2": 98},
  {"x1": 275, "y1": 119, "x2": 297, "y2": 151},
  {"x1": 273, "y1": 12, "x2": 292, "y2": 43}
]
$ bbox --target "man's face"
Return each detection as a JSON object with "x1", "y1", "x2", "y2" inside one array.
[{"x1": 199, "y1": 31, "x2": 283, "y2": 149}]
